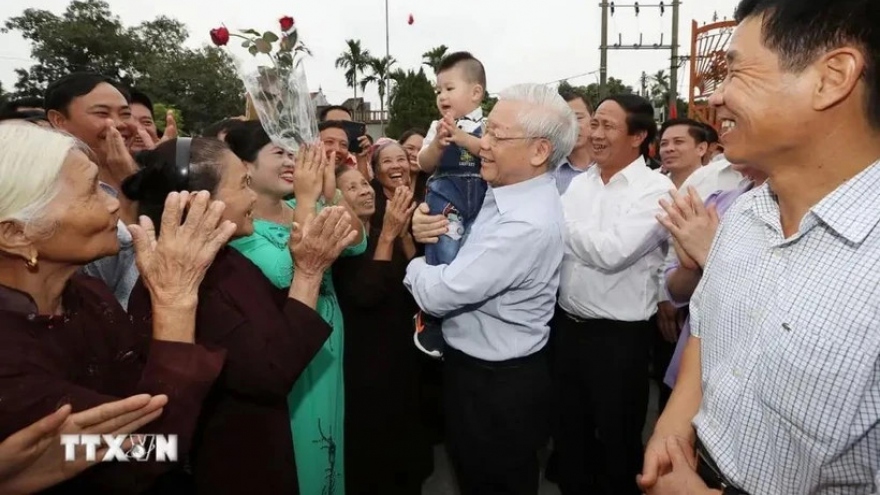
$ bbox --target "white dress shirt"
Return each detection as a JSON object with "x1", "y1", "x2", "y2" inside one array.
[
  {"x1": 559, "y1": 156, "x2": 673, "y2": 321},
  {"x1": 691, "y1": 160, "x2": 880, "y2": 494},
  {"x1": 681, "y1": 155, "x2": 746, "y2": 199},
  {"x1": 405, "y1": 173, "x2": 564, "y2": 361}
]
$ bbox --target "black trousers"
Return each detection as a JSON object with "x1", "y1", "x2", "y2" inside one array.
[
  {"x1": 554, "y1": 314, "x2": 652, "y2": 495},
  {"x1": 444, "y1": 346, "x2": 551, "y2": 495}
]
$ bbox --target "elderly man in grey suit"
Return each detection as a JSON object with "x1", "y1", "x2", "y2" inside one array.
[{"x1": 405, "y1": 83, "x2": 577, "y2": 495}]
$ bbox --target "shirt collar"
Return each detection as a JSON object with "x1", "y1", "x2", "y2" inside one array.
[
  {"x1": 811, "y1": 160, "x2": 880, "y2": 244},
  {"x1": 489, "y1": 173, "x2": 554, "y2": 215},
  {"x1": 588, "y1": 155, "x2": 647, "y2": 185},
  {"x1": 745, "y1": 160, "x2": 880, "y2": 244},
  {"x1": 0, "y1": 276, "x2": 83, "y2": 317},
  {"x1": 458, "y1": 107, "x2": 484, "y2": 123}
]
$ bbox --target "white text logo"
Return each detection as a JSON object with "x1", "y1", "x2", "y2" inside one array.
[{"x1": 60, "y1": 434, "x2": 178, "y2": 462}]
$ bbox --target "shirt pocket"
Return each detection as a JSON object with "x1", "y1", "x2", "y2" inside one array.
[{"x1": 754, "y1": 303, "x2": 880, "y2": 455}]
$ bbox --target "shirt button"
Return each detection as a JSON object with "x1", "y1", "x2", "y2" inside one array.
[{"x1": 732, "y1": 369, "x2": 741, "y2": 377}]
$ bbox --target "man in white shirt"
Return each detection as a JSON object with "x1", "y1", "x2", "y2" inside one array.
[
  {"x1": 639, "y1": 0, "x2": 880, "y2": 493},
  {"x1": 555, "y1": 93, "x2": 672, "y2": 495}
]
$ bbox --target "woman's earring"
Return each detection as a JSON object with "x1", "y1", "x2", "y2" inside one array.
[{"x1": 25, "y1": 256, "x2": 38, "y2": 269}]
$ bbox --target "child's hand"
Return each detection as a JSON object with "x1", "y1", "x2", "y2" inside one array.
[{"x1": 434, "y1": 123, "x2": 452, "y2": 149}]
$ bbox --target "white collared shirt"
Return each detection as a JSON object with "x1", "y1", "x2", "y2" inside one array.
[
  {"x1": 691, "y1": 160, "x2": 880, "y2": 494},
  {"x1": 559, "y1": 156, "x2": 674, "y2": 321},
  {"x1": 681, "y1": 156, "x2": 746, "y2": 199}
]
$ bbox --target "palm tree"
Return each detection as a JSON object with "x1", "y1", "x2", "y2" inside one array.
[
  {"x1": 649, "y1": 70, "x2": 671, "y2": 109},
  {"x1": 360, "y1": 55, "x2": 397, "y2": 134},
  {"x1": 335, "y1": 39, "x2": 371, "y2": 100},
  {"x1": 421, "y1": 45, "x2": 449, "y2": 75}
]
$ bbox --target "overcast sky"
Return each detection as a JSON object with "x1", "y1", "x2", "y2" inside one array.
[{"x1": 0, "y1": 0, "x2": 739, "y2": 107}]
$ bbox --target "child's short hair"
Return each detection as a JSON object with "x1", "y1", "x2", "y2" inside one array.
[{"x1": 437, "y1": 52, "x2": 487, "y2": 91}]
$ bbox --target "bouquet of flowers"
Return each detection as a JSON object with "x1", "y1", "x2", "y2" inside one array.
[{"x1": 210, "y1": 16, "x2": 317, "y2": 150}]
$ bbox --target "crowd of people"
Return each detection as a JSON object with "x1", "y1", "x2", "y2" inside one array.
[{"x1": 0, "y1": 0, "x2": 878, "y2": 494}]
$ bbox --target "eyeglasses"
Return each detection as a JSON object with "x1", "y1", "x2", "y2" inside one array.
[{"x1": 480, "y1": 121, "x2": 544, "y2": 146}]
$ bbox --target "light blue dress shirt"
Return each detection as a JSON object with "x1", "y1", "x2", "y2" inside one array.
[
  {"x1": 554, "y1": 159, "x2": 592, "y2": 195},
  {"x1": 404, "y1": 173, "x2": 565, "y2": 361}
]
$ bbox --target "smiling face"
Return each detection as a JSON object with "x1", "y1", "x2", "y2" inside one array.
[
  {"x1": 320, "y1": 126, "x2": 349, "y2": 167},
  {"x1": 708, "y1": 15, "x2": 814, "y2": 169},
  {"x1": 375, "y1": 144, "x2": 411, "y2": 191},
  {"x1": 212, "y1": 149, "x2": 257, "y2": 237},
  {"x1": 589, "y1": 100, "x2": 645, "y2": 171},
  {"x1": 245, "y1": 142, "x2": 296, "y2": 199},
  {"x1": 436, "y1": 66, "x2": 483, "y2": 118},
  {"x1": 659, "y1": 124, "x2": 707, "y2": 172},
  {"x1": 337, "y1": 168, "x2": 375, "y2": 221},
  {"x1": 129, "y1": 102, "x2": 158, "y2": 153},
  {"x1": 479, "y1": 100, "x2": 552, "y2": 187},
  {"x1": 48, "y1": 83, "x2": 133, "y2": 154},
  {"x1": 401, "y1": 134, "x2": 424, "y2": 173}
]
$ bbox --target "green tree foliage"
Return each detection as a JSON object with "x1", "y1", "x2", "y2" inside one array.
[
  {"x1": 386, "y1": 68, "x2": 436, "y2": 138},
  {"x1": 0, "y1": 81, "x2": 7, "y2": 109},
  {"x1": 421, "y1": 45, "x2": 449, "y2": 75},
  {"x1": 3, "y1": 0, "x2": 243, "y2": 133},
  {"x1": 557, "y1": 78, "x2": 634, "y2": 110},
  {"x1": 152, "y1": 103, "x2": 184, "y2": 134}
]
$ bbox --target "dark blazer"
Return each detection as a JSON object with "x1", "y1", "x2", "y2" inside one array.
[
  {"x1": 0, "y1": 274, "x2": 226, "y2": 493},
  {"x1": 129, "y1": 247, "x2": 331, "y2": 495}
]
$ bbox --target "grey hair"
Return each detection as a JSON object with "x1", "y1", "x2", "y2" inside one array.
[
  {"x1": 498, "y1": 83, "x2": 578, "y2": 167},
  {"x1": 0, "y1": 123, "x2": 91, "y2": 235}
]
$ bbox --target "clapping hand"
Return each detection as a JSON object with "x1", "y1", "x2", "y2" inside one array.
[
  {"x1": 129, "y1": 191, "x2": 237, "y2": 309},
  {"x1": 657, "y1": 187, "x2": 719, "y2": 269},
  {"x1": 0, "y1": 395, "x2": 166, "y2": 494},
  {"x1": 290, "y1": 206, "x2": 359, "y2": 278},
  {"x1": 293, "y1": 144, "x2": 329, "y2": 204},
  {"x1": 381, "y1": 187, "x2": 417, "y2": 240},
  {"x1": 156, "y1": 111, "x2": 179, "y2": 146}
]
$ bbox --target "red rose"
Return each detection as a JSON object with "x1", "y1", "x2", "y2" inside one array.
[
  {"x1": 279, "y1": 16, "x2": 295, "y2": 32},
  {"x1": 210, "y1": 27, "x2": 229, "y2": 46},
  {"x1": 407, "y1": 13, "x2": 414, "y2": 25}
]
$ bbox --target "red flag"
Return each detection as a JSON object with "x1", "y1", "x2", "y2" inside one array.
[
  {"x1": 669, "y1": 103, "x2": 678, "y2": 119},
  {"x1": 407, "y1": 13, "x2": 414, "y2": 25}
]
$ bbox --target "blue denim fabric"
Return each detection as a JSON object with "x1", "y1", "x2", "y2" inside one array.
[{"x1": 425, "y1": 175, "x2": 488, "y2": 265}]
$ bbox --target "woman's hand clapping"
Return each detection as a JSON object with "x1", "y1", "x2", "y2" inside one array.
[
  {"x1": 381, "y1": 187, "x2": 417, "y2": 240},
  {"x1": 289, "y1": 206, "x2": 358, "y2": 278}
]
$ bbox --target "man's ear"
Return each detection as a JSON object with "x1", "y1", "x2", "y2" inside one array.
[
  {"x1": 47, "y1": 109, "x2": 66, "y2": 129},
  {"x1": 0, "y1": 220, "x2": 36, "y2": 262}
]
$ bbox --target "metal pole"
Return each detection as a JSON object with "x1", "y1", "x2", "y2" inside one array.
[
  {"x1": 600, "y1": 1, "x2": 609, "y2": 94},
  {"x1": 383, "y1": 0, "x2": 389, "y2": 135},
  {"x1": 669, "y1": 0, "x2": 680, "y2": 115}
]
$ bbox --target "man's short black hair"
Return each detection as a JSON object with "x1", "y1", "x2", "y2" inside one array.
[
  {"x1": 659, "y1": 118, "x2": 710, "y2": 144},
  {"x1": 558, "y1": 87, "x2": 593, "y2": 114},
  {"x1": 701, "y1": 122, "x2": 720, "y2": 144},
  {"x1": 598, "y1": 93, "x2": 657, "y2": 159},
  {"x1": 129, "y1": 89, "x2": 154, "y2": 112},
  {"x1": 2, "y1": 97, "x2": 44, "y2": 113},
  {"x1": 0, "y1": 109, "x2": 47, "y2": 124},
  {"x1": 437, "y1": 52, "x2": 487, "y2": 91},
  {"x1": 44, "y1": 72, "x2": 130, "y2": 115},
  {"x1": 735, "y1": 0, "x2": 879, "y2": 128},
  {"x1": 318, "y1": 120, "x2": 348, "y2": 134},
  {"x1": 319, "y1": 105, "x2": 352, "y2": 121}
]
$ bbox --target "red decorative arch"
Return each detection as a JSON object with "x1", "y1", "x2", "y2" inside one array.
[{"x1": 688, "y1": 19, "x2": 736, "y2": 131}]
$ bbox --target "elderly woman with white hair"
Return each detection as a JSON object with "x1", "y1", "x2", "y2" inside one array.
[
  {"x1": 0, "y1": 122, "x2": 230, "y2": 493},
  {"x1": 404, "y1": 83, "x2": 577, "y2": 495}
]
